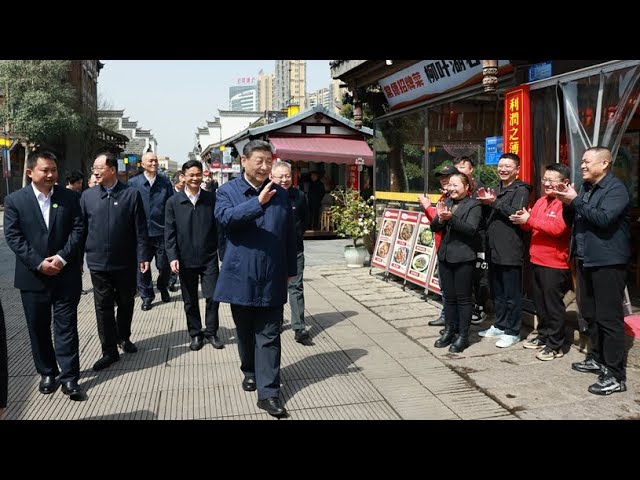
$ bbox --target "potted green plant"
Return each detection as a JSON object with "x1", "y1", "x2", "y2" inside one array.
[{"x1": 329, "y1": 187, "x2": 376, "y2": 267}]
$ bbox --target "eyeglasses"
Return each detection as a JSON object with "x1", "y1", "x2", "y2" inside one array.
[
  {"x1": 272, "y1": 175, "x2": 292, "y2": 180},
  {"x1": 91, "y1": 166, "x2": 109, "y2": 172},
  {"x1": 541, "y1": 178, "x2": 563, "y2": 185}
]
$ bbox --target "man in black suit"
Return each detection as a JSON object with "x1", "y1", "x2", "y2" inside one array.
[
  {"x1": 165, "y1": 160, "x2": 224, "y2": 351},
  {"x1": 3, "y1": 150, "x2": 85, "y2": 401},
  {"x1": 81, "y1": 151, "x2": 150, "y2": 371},
  {"x1": 1, "y1": 298, "x2": 8, "y2": 417}
]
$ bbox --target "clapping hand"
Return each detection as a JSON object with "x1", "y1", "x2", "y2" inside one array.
[
  {"x1": 476, "y1": 187, "x2": 496, "y2": 204},
  {"x1": 417, "y1": 194, "x2": 431, "y2": 210},
  {"x1": 552, "y1": 182, "x2": 577, "y2": 204},
  {"x1": 510, "y1": 207, "x2": 531, "y2": 225},
  {"x1": 436, "y1": 200, "x2": 452, "y2": 221}
]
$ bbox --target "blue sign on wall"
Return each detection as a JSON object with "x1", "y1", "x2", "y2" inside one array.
[
  {"x1": 528, "y1": 61, "x2": 552, "y2": 82},
  {"x1": 485, "y1": 136, "x2": 503, "y2": 165}
]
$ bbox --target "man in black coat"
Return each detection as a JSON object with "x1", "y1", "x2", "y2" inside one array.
[
  {"x1": 270, "y1": 161, "x2": 310, "y2": 343},
  {"x1": 0, "y1": 298, "x2": 8, "y2": 417},
  {"x1": 165, "y1": 160, "x2": 224, "y2": 351},
  {"x1": 3, "y1": 150, "x2": 85, "y2": 400},
  {"x1": 555, "y1": 146, "x2": 631, "y2": 395},
  {"x1": 81, "y1": 151, "x2": 150, "y2": 371}
]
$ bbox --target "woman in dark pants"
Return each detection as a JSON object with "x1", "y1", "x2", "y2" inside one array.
[{"x1": 430, "y1": 173, "x2": 482, "y2": 353}]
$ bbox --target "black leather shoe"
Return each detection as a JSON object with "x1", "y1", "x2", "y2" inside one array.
[
  {"x1": 92, "y1": 354, "x2": 120, "y2": 371},
  {"x1": 168, "y1": 283, "x2": 178, "y2": 292},
  {"x1": 39, "y1": 375, "x2": 59, "y2": 395},
  {"x1": 434, "y1": 328, "x2": 456, "y2": 348},
  {"x1": 242, "y1": 377, "x2": 257, "y2": 392},
  {"x1": 118, "y1": 340, "x2": 138, "y2": 353},
  {"x1": 205, "y1": 334, "x2": 224, "y2": 349},
  {"x1": 428, "y1": 315, "x2": 446, "y2": 327},
  {"x1": 189, "y1": 335, "x2": 204, "y2": 351},
  {"x1": 160, "y1": 289, "x2": 170, "y2": 303},
  {"x1": 141, "y1": 299, "x2": 152, "y2": 311},
  {"x1": 294, "y1": 329, "x2": 310, "y2": 344},
  {"x1": 257, "y1": 397, "x2": 287, "y2": 418},
  {"x1": 61, "y1": 381, "x2": 86, "y2": 401},
  {"x1": 449, "y1": 335, "x2": 470, "y2": 353}
]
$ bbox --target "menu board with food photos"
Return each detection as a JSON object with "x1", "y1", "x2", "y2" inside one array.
[
  {"x1": 388, "y1": 210, "x2": 420, "y2": 278},
  {"x1": 405, "y1": 213, "x2": 437, "y2": 287},
  {"x1": 426, "y1": 252, "x2": 441, "y2": 294},
  {"x1": 371, "y1": 208, "x2": 401, "y2": 271}
]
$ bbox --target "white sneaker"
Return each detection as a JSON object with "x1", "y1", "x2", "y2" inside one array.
[
  {"x1": 495, "y1": 334, "x2": 520, "y2": 348},
  {"x1": 478, "y1": 325, "x2": 505, "y2": 338}
]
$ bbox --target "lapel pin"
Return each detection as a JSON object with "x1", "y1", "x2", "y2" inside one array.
[{"x1": 52, "y1": 203, "x2": 59, "y2": 208}]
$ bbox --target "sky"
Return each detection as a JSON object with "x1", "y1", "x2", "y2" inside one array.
[{"x1": 97, "y1": 60, "x2": 333, "y2": 162}]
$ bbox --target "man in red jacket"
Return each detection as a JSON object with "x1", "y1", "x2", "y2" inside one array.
[{"x1": 510, "y1": 163, "x2": 571, "y2": 360}]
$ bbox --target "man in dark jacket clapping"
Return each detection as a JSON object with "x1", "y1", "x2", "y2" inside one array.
[
  {"x1": 554, "y1": 146, "x2": 631, "y2": 395},
  {"x1": 477, "y1": 153, "x2": 532, "y2": 349}
]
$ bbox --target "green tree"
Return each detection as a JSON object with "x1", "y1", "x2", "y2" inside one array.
[{"x1": 0, "y1": 60, "x2": 83, "y2": 146}]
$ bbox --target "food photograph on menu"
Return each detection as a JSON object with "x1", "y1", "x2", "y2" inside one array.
[{"x1": 417, "y1": 226, "x2": 434, "y2": 248}]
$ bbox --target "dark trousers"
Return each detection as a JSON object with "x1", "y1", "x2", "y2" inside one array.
[
  {"x1": 20, "y1": 290, "x2": 81, "y2": 382},
  {"x1": 309, "y1": 203, "x2": 321, "y2": 230},
  {"x1": 472, "y1": 257, "x2": 490, "y2": 309},
  {"x1": 138, "y1": 235, "x2": 170, "y2": 301},
  {"x1": 577, "y1": 261, "x2": 627, "y2": 381},
  {"x1": 287, "y1": 251, "x2": 305, "y2": 331},
  {"x1": 90, "y1": 268, "x2": 137, "y2": 356},
  {"x1": 531, "y1": 265, "x2": 571, "y2": 351},
  {"x1": 230, "y1": 304, "x2": 282, "y2": 400},
  {"x1": 489, "y1": 264, "x2": 522, "y2": 337},
  {"x1": 439, "y1": 260, "x2": 474, "y2": 336},
  {"x1": 180, "y1": 260, "x2": 220, "y2": 338}
]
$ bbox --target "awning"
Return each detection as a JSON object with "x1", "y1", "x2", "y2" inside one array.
[{"x1": 269, "y1": 136, "x2": 373, "y2": 166}]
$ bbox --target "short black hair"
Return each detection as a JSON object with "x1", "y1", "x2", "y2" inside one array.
[
  {"x1": 545, "y1": 163, "x2": 571, "y2": 181},
  {"x1": 94, "y1": 151, "x2": 118, "y2": 169},
  {"x1": 65, "y1": 170, "x2": 84, "y2": 185},
  {"x1": 453, "y1": 156, "x2": 475, "y2": 168},
  {"x1": 498, "y1": 152, "x2": 520, "y2": 167},
  {"x1": 243, "y1": 139, "x2": 273, "y2": 157},
  {"x1": 181, "y1": 160, "x2": 203, "y2": 173},
  {"x1": 26, "y1": 150, "x2": 57, "y2": 170}
]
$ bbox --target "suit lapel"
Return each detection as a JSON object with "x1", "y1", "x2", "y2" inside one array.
[
  {"x1": 25, "y1": 185, "x2": 49, "y2": 233},
  {"x1": 48, "y1": 186, "x2": 60, "y2": 236}
]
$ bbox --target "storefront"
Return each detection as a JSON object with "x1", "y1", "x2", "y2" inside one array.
[
  {"x1": 222, "y1": 105, "x2": 374, "y2": 233},
  {"x1": 332, "y1": 59, "x2": 640, "y2": 298}
]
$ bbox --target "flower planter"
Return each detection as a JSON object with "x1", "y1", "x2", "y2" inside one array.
[{"x1": 344, "y1": 245, "x2": 368, "y2": 267}]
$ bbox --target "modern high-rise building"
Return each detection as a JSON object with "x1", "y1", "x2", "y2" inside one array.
[
  {"x1": 229, "y1": 84, "x2": 258, "y2": 111},
  {"x1": 307, "y1": 87, "x2": 331, "y2": 109},
  {"x1": 329, "y1": 78, "x2": 345, "y2": 114},
  {"x1": 257, "y1": 71, "x2": 274, "y2": 112},
  {"x1": 274, "y1": 60, "x2": 306, "y2": 111}
]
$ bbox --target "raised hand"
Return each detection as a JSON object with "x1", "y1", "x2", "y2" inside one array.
[
  {"x1": 510, "y1": 207, "x2": 530, "y2": 224},
  {"x1": 476, "y1": 187, "x2": 496, "y2": 204},
  {"x1": 418, "y1": 194, "x2": 431, "y2": 210},
  {"x1": 258, "y1": 181, "x2": 277, "y2": 205},
  {"x1": 553, "y1": 182, "x2": 578, "y2": 204}
]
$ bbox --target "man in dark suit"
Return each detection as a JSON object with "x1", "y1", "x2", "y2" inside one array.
[
  {"x1": 1, "y1": 298, "x2": 8, "y2": 417},
  {"x1": 81, "y1": 151, "x2": 150, "y2": 371},
  {"x1": 127, "y1": 151, "x2": 174, "y2": 310},
  {"x1": 3, "y1": 150, "x2": 85, "y2": 401},
  {"x1": 165, "y1": 160, "x2": 224, "y2": 351}
]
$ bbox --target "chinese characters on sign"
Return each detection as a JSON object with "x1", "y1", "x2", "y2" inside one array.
[
  {"x1": 237, "y1": 77, "x2": 256, "y2": 85},
  {"x1": 347, "y1": 165, "x2": 359, "y2": 191},
  {"x1": 380, "y1": 60, "x2": 511, "y2": 110},
  {"x1": 503, "y1": 85, "x2": 532, "y2": 183}
]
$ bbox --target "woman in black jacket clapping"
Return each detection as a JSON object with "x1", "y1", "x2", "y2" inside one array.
[{"x1": 430, "y1": 173, "x2": 482, "y2": 353}]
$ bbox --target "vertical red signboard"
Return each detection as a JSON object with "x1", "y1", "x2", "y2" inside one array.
[{"x1": 504, "y1": 84, "x2": 532, "y2": 184}]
